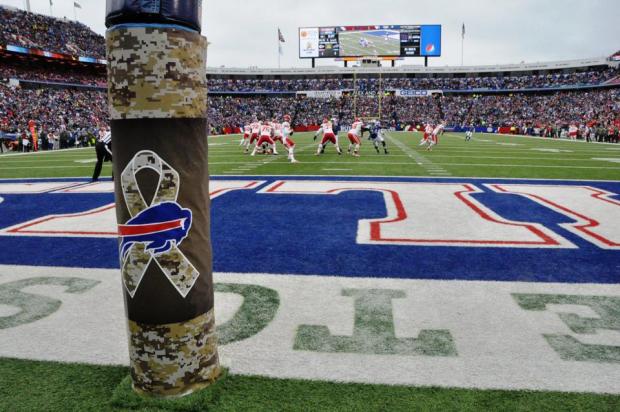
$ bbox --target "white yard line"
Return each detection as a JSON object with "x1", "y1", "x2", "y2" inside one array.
[
  {"x1": 384, "y1": 133, "x2": 452, "y2": 177},
  {"x1": 0, "y1": 147, "x2": 93, "y2": 158}
]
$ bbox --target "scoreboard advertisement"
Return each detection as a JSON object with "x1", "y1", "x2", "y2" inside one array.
[{"x1": 299, "y1": 25, "x2": 441, "y2": 59}]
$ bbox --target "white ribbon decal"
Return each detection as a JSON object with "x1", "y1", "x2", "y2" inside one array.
[{"x1": 119, "y1": 150, "x2": 200, "y2": 298}]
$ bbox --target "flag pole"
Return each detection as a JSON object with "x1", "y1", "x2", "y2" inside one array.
[{"x1": 461, "y1": 23, "x2": 465, "y2": 66}]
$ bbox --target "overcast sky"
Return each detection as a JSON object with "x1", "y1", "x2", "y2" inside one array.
[{"x1": 1, "y1": 0, "x2": 619, "y2": 68}]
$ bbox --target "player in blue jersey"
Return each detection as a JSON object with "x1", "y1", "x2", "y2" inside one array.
[
  {"x1": 465, "y1": 124, "x2": 474, "y2": 142},
  {"x1": 365, "y1": 120, "x2": 389, "y2": 155}
]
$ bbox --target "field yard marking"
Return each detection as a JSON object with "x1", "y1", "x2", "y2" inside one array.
[
  {"x1": 0, "y1": 147, "x2": 94, "y2": 158},
  {"x1": 323, "y1": 169, "x2": 353, "y2": 172},
  {"x1": 384, "y1": 133, "x2": 452, "y2": 177},
  {"x1": 1, "y1": 265, "x2": 619, "y2": 394},
  {"x1": 425, "y1": 155, "x2": 618, "y2": 162},
  {"x1": 592, "y1": 158, "x2": 620, "y2": 164},
  {"x1": 430, "y1": 163, "x2": 620, "y2": 170},
  {"x1": 532, "y1": 148, "x2": 574, "y2": 153},
  {"x1": 207, "y1": 161, "x2": 620, "y2": 170},
  {"x1": 223, "y1": 142, "x2": 318, "y2": 175},
  {"x1": 74, "y1": 160, "x2": 97, "y2": 164},
  {"x1": 0, "y1": 165, "x2": 105, "y2": 170},
  {"x1": 486, "y1": 133, "x2": 620, "y2": 146}
]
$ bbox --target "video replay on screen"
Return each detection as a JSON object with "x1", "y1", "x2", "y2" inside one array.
[
  {"x1": 299, "y1": 25, "x2": 442, "y2": 59},
  {"x1": 338, "y1": 29, "x2": 401, "y2": 57}
]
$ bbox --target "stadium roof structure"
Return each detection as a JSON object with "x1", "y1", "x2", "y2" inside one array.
[{"x1": 207, "y1": 56, "x2": 618, "y2": 76}]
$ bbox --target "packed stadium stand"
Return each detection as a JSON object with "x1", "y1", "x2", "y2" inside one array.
[
  {"x1": 0, "y1": 5, "x2": 105, "y2": 59},
  {"x1": 0, "y1": 5, "x2": 619, "y2": 150}
]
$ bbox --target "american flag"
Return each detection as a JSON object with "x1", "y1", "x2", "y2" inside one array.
[{"x1": 278, "y1": 28, "x2": 285, "y2": 43}]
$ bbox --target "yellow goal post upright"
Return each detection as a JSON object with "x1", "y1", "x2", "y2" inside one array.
[{"x1": 352, "y1": 56, "x2": 384, "y2": 121}]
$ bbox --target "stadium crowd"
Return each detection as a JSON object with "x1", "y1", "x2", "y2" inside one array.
[
  {"x1": 207, "y1": 88, "x2": 619, "y2": 142},
  {"x1": 0, "y1": 83, "x2": 108, "y2": 151},
  {"x1": 0, "y1": 5, "x2": 105, "y2": 58},
  {"x1": 208, "y1": 68, "x2": 619, "y2": 92},
  {"x1": 0, "y1": 62, "x2": 105, "y2": 86}
]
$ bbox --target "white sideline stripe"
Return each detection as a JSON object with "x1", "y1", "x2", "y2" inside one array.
[
  {"x1": 492, "y1": 133, "x2": 620, "y2": 146},
  {"x1": 0, "y1": 265, "x2": 618, "y2": 394},
  {"x1": 394, "y1": 131, "x2": 620, "y2": 147},
  {"x1": 0, "y1": 166, "x2": 106, "y2": 170},
  {"x1": 1, "y1": 175, "x2": 619, "y2": 183},
  {"x1": 0, "y1": 147, "x2": 93, "y2": 158},
  {"x1": 209, "y1": 161, "x2": 619, "y2": 170}
]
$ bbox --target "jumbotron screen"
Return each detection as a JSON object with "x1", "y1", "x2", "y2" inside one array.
[{"x1": 299, "y1": 25, "x2": 442, "y2": 58}]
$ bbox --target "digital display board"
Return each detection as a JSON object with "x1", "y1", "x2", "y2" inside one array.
[{"x1": 299, "y1": 25, "x2": 441, "y2": 59}]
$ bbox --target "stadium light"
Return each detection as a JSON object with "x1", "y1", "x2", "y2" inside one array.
[{"x1": 105, "y1": 0, "x2": 220, "y2": 398}]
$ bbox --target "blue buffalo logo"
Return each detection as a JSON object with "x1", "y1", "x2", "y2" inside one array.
[{"x1": 118, "y1": 202, "x2": 192, "y2": 260}]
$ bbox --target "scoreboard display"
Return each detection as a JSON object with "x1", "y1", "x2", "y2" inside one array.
[{"x1": 299, "y1": 25, "x2": 441, "y2": 59}]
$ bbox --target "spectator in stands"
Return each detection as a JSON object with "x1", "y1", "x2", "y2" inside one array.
[
  {"x1": 0, "y1": 6, "x2": 105, "y2": 58},
  {"x1": 208, "y1": 67, "x2": 619, "y2": 93}
]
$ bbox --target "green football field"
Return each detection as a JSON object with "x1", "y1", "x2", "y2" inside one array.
[
  {"x1": 1, "y1": 132, "x2": 619, "y2": 181},
  {"x1": 1, "y1": 132, "x2": 619, "y2": 411},
  {"x1": 338, "y1": 31, "x2": 401, "y2": 57}
]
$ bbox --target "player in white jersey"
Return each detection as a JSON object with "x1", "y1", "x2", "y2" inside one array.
[
  {"x1": 568, "y1": 124, "x2": 579, "y2": 140},
  {"x1": 347, "y1": 118, "x2": 364, "y2": 157},
  {"x1": 419, "y1": 123, "x2": 434, "y2": 146},
  {"x1": 314, "y1": 118, "x2": 342, "y2": 155},
  {"x1": 246, "y1": 121, "x2": 261, "y2": 153},
  {"x1": 427, "y1": 122, "x2": 445, "y2": 151},
  {"x1": 281, "y1": 115, "x2": 298, "y2": 163},
  {"x1": 251, "y1": 121, "x2": 275, "y2": 156},
  {"x1": 271, "y1": 120, "x2": 283, "y2": 155},
  {"x1": 240, "y1": 124, "x2": 251, "y2": 147}
]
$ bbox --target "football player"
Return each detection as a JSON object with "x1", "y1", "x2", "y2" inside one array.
[
  {"x1": 314, "y1": 117, "x2": 342, "y2": 155},
  {"x1": 367, "y1": 120, "x2": 388, "y2": 155},
  {"x1": 347, "y1": 118, "x2": 364, "y2": 157},
  {"x1": 282, "y1": 115, "x2": 298, "y2": 163},
  {"x1": 251, "y1": 121, "x2": 275, "y2": 156},
  {"x1": 420, "y1": 123, "x2": 434, "y2": 146},
  {"x1": 427, "y1": 121, "x2": 446, "y2": 151},
  {"x1": 271, "y1": 119, "x2": 283, "y2": 155},
  {"x1": 240, "y1": 124, "x2": 251, "y2": 147},
  {"x1": 465, "y1": 124, "x2": 474, "y2": 142}
]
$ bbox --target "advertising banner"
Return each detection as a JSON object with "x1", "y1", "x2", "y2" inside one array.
[
  {"x1": 395, "y1": 89, "x2": 443, "y2": 97},
  {"x1": 298, "y1": 90, "x2": 344, "y2": 99},
  {"x1": 299, "y1": 28, "x2": 320, "y2": 58}
]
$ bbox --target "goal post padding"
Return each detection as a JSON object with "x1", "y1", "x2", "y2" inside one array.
[{"x1": 106, "y1": 0, "x2": 220, "y2": 398}]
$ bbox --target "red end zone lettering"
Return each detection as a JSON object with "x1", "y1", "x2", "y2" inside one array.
[
  {"x1": 0, "y1": 181, "x2": 264, "y2": 238},
  {"x1": 487, "y1": 184, "x2": 620, "y2": 250},
  {"x1": 260, "y1": 181, "x2": 575, "y2": 248}
]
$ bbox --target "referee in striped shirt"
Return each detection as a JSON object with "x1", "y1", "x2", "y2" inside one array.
[{"x1": 92, "y1": 128, "x2": 112, "y2": 182}]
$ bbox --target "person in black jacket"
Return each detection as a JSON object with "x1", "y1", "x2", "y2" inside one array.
[{"x1": 92, "y1": 128, "x2": 112, "y2": 182}]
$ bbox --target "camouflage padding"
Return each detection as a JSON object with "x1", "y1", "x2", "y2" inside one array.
[
  {"x1": 128, "y1": 310, "x2": 221, "y2": 397},
  {"x1": 106, "y1": 26, "x2": 208, "y2": 120},
  {"x1": 120, "y1": 150, "x2": 200, "y2": 298}
]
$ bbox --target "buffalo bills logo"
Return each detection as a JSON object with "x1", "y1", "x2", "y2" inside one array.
[{"x1": 118, "y1": 202, "x2": 192, "y2": 261}]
